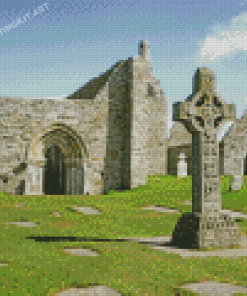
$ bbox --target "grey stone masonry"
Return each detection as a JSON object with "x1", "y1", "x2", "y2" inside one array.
[
  {"x1": 220, "y1": 116, "x2": 247, "y2": 178},
  {"x1": 170, "y1": 67, "x2": 243, "y2": 249},
  {"x1": 128, "y1": 40, "x2": 167, "y2": 188},
  {"x1": 0, "y1": 40, "x2": 167, "y2": 196}
]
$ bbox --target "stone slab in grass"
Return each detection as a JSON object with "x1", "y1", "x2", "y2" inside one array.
[
  {"x1": 181, "y1": 200, "x2": 192, "y2": 205},
  {"x1": 4, "y1": 222, "x2": 37, "y2": 227},
  {"x1": 15, "y1": 202, "x2": 25, "y2": 208},
  {"x1": 52, "y1": 212, "x2": 63, "y2": 217},
  {"x1": 119, "y1": 235, "x2": 247, "y2": 258},
  {"x1": 179, "y1": 281, "x2": 247, "y2": 295},
  {"x1": 151, "y1": 237, "x2": 247, "y2": 258},
  {"x1": 142, "y1": 204, "x2": 247, "y2": 220},
  {"x1": 118, "y1": 236, "x2": 172, "y2": 244},
  {"x1": 55, "y1": 281, "x2": 247, "y2": 295},
  {"x1": 0, "y1": 262, "x2": 8, "y2": 267},
  {"x1": 71, "y1": 206, "x2": 101, "y2": 215},
  {"x1": 63, "y1": 247, "x2": 100, "y2": 257},
  {"x1": 56, "y1": 285, "x2": 123, "y2": 295},
  {"x1": 150, "y1": 242, "x2": 247, "y2": 258},
  {"x1": 142, "y1": 205, "x2": 180, "y2": 213}
]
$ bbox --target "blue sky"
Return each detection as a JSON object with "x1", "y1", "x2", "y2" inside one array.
[{"x1": 1, "y1": 0, "x2": 247, "y2": 139}]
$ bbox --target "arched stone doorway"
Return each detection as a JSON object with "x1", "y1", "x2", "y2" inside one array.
[
  {"x1": 44, "y1": 145, "x2": 65, "y2": 195},
  {"x1": 25, "y1": 124, "x2": 85, "y2": 196}
]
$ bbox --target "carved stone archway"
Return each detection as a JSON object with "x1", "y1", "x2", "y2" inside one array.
[{"x1": 25, "y1": 124, "x2": 85, "y2": 196}]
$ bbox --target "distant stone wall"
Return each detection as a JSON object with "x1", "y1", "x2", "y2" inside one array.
[
  {"x1": 167, "y1": 143, "x2": 227, "y2": 177},
  {"x1": 222, "y1": 117, "x2": 247, "y2": 176},
  {"x1": 167, "y1": 118, "x2": 241, "y2": 177}
]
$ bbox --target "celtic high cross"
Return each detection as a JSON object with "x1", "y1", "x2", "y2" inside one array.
[
  {"x1": 170, "y1": 67, "x2": 242, "y2": 249},
  {"x1": 173, "y1": 67, "x2": 235, "y2": 213}
]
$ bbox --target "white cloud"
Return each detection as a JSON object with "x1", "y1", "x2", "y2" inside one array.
[{"x1": 196, "y1": 12, "x2": 247, "y2": 63}]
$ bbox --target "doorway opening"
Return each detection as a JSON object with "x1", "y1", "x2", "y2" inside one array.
[{"x1": 44, "y1": 145, "x2": 65, "y2": 195}]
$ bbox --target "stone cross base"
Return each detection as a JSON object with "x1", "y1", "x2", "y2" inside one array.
[{"x1": 169, "y1": 211, "x2": 243, "y2": 249}]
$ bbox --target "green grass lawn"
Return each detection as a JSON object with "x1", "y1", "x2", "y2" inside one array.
[{"x1": 0, "y1": 175, "x2": 246, "y2": 295}]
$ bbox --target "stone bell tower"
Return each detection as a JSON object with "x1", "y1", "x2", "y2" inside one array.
[{"x1": 138, "y1": 40, "x2": 150, "y2": 60}]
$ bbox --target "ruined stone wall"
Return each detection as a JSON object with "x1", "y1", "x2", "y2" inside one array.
[
  {"x1": 128, "y1": 55, "x2": 168, "y2": 188},
  {"x1": 146, "y1": 75, "x2": 167, "y2": 177},
  {"x1": 0, "y1": 93, "x2": 109, "y2": 196},
  {"x1": 167, "y1": 121, "x2": 192, "y2": 148},
  {"x1": 67, "y1": 60, "x2": 122, "y2": 100},
  {"x1": 222, "y1": 117, "x2": 247, "y2": 176},
  {"x1": 0, "y1": 41, "x2": 169, "y2": 196},
  {"x1": 104, "y1": 59, "x2": 132, "y2": 192}
]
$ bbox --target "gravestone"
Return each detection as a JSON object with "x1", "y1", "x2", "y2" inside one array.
[
  {"x1": 170, "y1": 67, "x2": 243, "y2": 249},
  {"x1": 230, "y1": 158, "x2": 244, "y2": 190},
  {"x1": 231, "y1": 175, "x2": 243, "y2": 191},
  {"x1": 177, "y1": 152, "x2": 187, "y2": 178}
]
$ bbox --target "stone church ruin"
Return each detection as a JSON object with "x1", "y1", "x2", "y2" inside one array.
[{"x1": 0, "y1": 40, "x2": 246, "y2": 196}]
